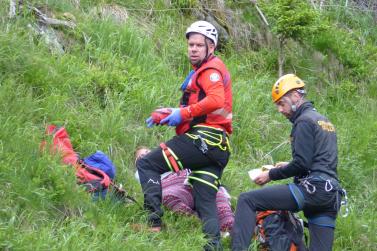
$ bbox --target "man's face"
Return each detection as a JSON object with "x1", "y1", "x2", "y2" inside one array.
[
  {"x1": 187, "y1": 33, "x2": 214, "y2": 66},
  {"x1": 275, "y1": 91, "x2": 302, "y2": 119},
  {"x1": 275, "y1": 95, "x2": 294, "y2": 119}
]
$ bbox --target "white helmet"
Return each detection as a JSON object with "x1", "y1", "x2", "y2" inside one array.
[{"x1": 186, "y1": 21, "x2": 218, "y2": 47}]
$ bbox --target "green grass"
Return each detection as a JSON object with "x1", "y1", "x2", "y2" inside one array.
[{"x1": 0, "y1": 0, "x2": 377, "y2": 250}]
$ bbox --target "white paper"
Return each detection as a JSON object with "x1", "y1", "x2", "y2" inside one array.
[
  {"x1": 248, "y1": 168, "x2": 263, "y2": 181},
  {"x1": 248, "y1": 165, "x2": 275, "y2": 182}
]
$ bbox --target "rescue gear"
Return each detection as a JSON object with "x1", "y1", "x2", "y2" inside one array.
[
  {"x1": 43, "y1": 124, "x2": 137, "y2": 203},
  {"x1": 181, "y1": 70, "x2": 195, "y2": 91},
  {"x1": 308, "y1": 215, "x2": 336, "y2": 228},
  {"x1": 187, "y1": 125, "x2": 230, "y2": 170},
  {"x1": 272, "y1": 74, "x2": 305, "y2": 103},
  {"x1": 76, "y1": 160, "x2": 111, "y2": 193},
  {"x1": 177, "y1": 56, "x2": 232, "y2": 135},
  {"x1": 255, "y1": 210, "x2": 306, "y2": 251},
  {"x1": 188, "y1": 170, "x2": 221, "y2": 191},
  {"x1": 83, "y1": 150, "x2": 116, "y2": 180},
  {"x1": 186, "y1": 20, "x2": 218, "y2": 47},
  {"x1": 150, "y1": 108, "x2": 172, "y2": 124},
  {"x1": 160, "y1": 142, "x2": 183, "y2": 172},
  {"x1": 160, "y1": 108, "x2": 182, "y2": 126},
  {"x1": 296, "y1": 173, "x2": 349, "y2": 220},
  {"x1": 187, "y1": 125, "x2": 230, "y2": 152}
]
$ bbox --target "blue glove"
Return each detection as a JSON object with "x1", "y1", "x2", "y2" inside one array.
[
  {"x1": 146, "y1": 116, "x2": 155, "y2": 128},
  {"x1": 160, "y1": 108, "x2": 182, "y2": 126}
]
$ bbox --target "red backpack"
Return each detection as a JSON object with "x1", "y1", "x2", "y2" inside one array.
[{"x1": 41, "y1": 125, "x2": 111, "y2": 193}]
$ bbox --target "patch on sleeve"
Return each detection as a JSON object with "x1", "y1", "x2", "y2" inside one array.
[{"x1": 209, "y1": 72, "x2": 220, "y2": 82}]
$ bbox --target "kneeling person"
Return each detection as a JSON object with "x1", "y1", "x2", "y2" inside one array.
[
  {"x1": 135, "y1": 147, "x2": 234, "y2": 234},
  {"x1": 232, "y1": 74, "x2": 345, "y2": 251}
]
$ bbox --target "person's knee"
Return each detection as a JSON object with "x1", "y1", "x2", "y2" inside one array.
[{"x1": 238, "y1": 192, "x2": 256, "y2": 210}]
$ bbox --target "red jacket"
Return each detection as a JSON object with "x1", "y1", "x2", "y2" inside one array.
[{"x1": 176, "y1": 56, "x2": 233, "y2": 135}]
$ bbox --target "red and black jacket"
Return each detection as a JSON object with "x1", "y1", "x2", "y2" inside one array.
[{"x1": 176, "y1": 56, "x2": 233, "y2": 135}]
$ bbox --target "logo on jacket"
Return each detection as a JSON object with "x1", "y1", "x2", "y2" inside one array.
[
  {"x1": 210, "y1": 73, "x2": 220, "y2": 82},
  {"x1": 318, "y1": 121, "x2": 336, "y2": 132}
]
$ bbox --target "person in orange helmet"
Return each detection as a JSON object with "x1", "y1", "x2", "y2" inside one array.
[
  {"x1": 137, "y1": 20, "x2": 233, "y2": 250},
  {"x1": 232, "y1": 74, "x2": 347, "y2": 251}
]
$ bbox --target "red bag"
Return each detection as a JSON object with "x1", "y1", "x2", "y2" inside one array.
[{"x1": 42, "y1": 125, "x2": 110, "y2": 191}]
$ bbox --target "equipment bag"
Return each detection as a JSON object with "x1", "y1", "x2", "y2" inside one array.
[
  {"x1": 256, "y1": 210, "x2": 306, "y2": 251},
  {"x1": 83, "y1": 151, "x2": 116, "y2": 180},
  {"x1": 43, "y1": 125, "x2": 112, "y2": 196}
]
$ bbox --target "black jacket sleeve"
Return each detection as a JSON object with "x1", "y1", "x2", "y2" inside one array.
[{"x1": 269, "y1": 121, "x2": 314, "y2": 180}]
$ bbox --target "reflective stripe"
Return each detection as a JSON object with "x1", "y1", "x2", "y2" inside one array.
[
  {"x1": 193, "y1": 124, "x2": 228, "y2": 134},
  {"x1": 167, "y1": 146, "x2": 183, "y2": 169},
  {"x1": 186, "y1": 125, "x2": 230, "y2": 151},
  {"x1": 308, "y1": 216, "x2": 336, "y2": 228},
  {"x1": 189, "y1": 170, "x2": 221, "y2": 190},
  {"x1": 161, "y1": 148, "x2": 174, "y2": 172},
  {"x1": 211, "y1": 108, "x2": 233, "y2": 120},
  {"x1": 188, "y1": 176, "x2": 219, "y2": 191},
  {"x1": 191, "y1": 170, "x2": 219, "y2": 180},
  {"x1": 288, "y1": 183, "x2": 305, "y2": 210}
]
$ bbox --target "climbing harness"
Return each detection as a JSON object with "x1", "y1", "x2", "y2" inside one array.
[
  {"x1": 186, "y1": 125, "x2": 230, "y2": 152},
  {"x1": 187, "y1": 125, "x2": 230, "y2": 169},
  {"x1": 297, "y1": 174, "x2": 349, "y2": 218},
  {"x1": 188, "y1": 170, "x2": 221, "y2": 191},
  {"x1": 160, "y1": 142, "x2": 183, "y2": 173}
]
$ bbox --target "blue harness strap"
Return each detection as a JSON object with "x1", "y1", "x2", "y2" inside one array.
[
  {"x1": 180, "y1": 70, "x2": 195, "y2": 91},
  {"x1": 308, "y1": 215, "x2": 336, "y2": 228},
  {"x1": 288, "y1": 183, "x2": 305, "y2": 210}
]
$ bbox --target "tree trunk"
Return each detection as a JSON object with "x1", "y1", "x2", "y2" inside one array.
[
  {"x1": 9, "y1": 0, "x2": 16, "y2": 18},
  {"x1": 278, "y1": 38, "x2": 285, "y2": 77}
]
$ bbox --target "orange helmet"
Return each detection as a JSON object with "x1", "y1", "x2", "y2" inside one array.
[{"x1": 272, "y1": 74, "x2": 305, "y2": 103}]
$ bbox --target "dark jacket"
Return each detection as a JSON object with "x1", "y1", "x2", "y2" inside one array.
[{"x1": 269, "y1": 101, "x2": 338, "y2": 181}]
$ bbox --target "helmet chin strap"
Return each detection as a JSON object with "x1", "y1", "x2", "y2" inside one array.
[{"x1": 291, "y1": 96, "x2": 304, "y2": 112}]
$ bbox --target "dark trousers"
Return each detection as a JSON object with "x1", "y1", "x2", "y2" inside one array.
[
  {"x1": 137, "y1": 133, "x2": 230, "y2": 248},
  {"x1": 231, "y1": 184, "x2": 339, "y2": 251}
]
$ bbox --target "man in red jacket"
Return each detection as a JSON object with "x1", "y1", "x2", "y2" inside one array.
[{"x1": 137, "y1": 21, "x2": 233, "y2": 250}]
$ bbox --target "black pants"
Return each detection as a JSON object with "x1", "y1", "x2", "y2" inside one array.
[
  {"x1": 231, "y1": 183, "x2": 340, "y2": 251},
  {"x1": 137, "y1": 133, "x2": 230, "y2": 248}
]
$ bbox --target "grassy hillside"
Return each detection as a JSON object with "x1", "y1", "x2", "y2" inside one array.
[{"x1": 0, "y1": 0, "x2": 376, "y2": 250}]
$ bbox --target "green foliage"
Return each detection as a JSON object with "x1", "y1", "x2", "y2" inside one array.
[
  {"x1": 260, "y1": 0, "x2": 325, "y2": 42},
  {"x1": 171, "y1": 0, "x2": 199, "y2": 9}
]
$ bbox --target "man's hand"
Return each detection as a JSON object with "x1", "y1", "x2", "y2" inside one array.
[
  {"x1": 275, "y1": 161, "x2": 289, "y2": 168},
  {"x1": 254, "y1": 170, "x2": 271, "y2": 186},
  {"x1": 160, "y1": 108, "x2": 182, "y2": 126}
]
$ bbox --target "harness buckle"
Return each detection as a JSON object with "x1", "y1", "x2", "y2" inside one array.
[
  {"x1": 300, "y1": 179, "x2": 316, "y2": 194},
  {"x1": 339, "y1": 188, "x2": 349, "y2": 218},
  {"x1": 325, "y1": 179, "x2": 334, "y2": 192},
  {"x1": 197, "y1": 135, "x2": 208, "y2": 154}
]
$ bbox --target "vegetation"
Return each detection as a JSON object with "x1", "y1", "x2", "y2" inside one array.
[{"x1": 0, "y1": 0, "x2": 376, "y2": 250}]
